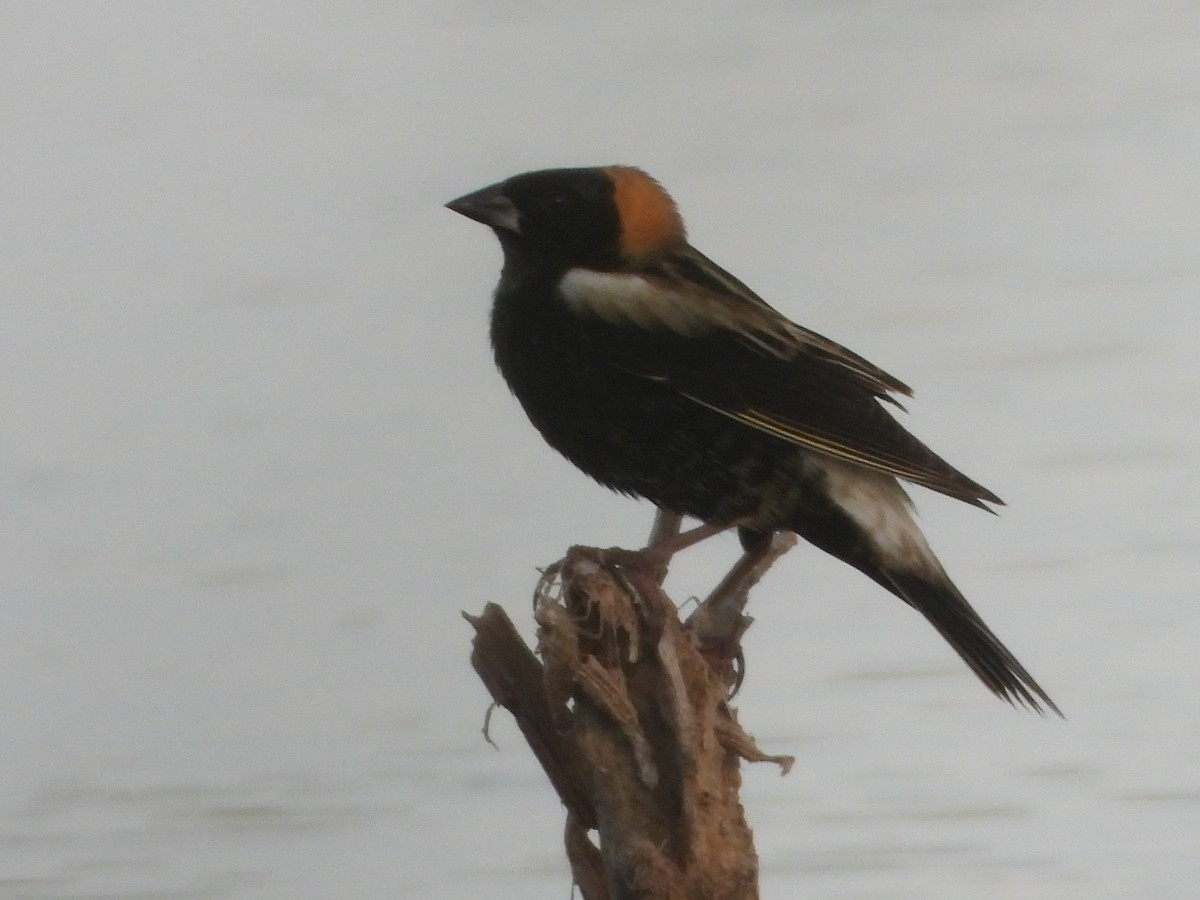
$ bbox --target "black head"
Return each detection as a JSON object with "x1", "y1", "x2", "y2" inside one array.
[{"x1": 446, "y1": 166, "x2": 685, "y2": 271}]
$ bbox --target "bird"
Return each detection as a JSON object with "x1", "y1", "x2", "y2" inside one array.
[{"x1": 446, "y1": 165, "x2": 1058, "y2": 715}]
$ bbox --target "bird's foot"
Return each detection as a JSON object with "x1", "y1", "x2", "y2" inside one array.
[
  {"x1": 687, "y1": 531, "x2": 797, "y2": 648},
  {"x1": 603, "y1": 512, "x2": 728, "y2": 584}
]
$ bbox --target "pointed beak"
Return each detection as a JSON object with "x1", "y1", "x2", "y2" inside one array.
[{"x1": 445, "y1": 183, "x2": 521, "y2": 234}]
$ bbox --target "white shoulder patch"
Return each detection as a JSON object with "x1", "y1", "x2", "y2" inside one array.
[{"x1": 559, "y1": 269, "x2": 716, "y2": 336}]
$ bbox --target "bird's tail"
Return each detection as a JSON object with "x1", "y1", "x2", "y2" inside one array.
[
  {"x1": 790, "y1": 460, "x2": 1060, "y2": 715},
  {"x1": 881, "y1": 569, "x2": 1061, "y2": 716}
]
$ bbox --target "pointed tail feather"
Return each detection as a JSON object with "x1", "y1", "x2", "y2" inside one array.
[
  {"x1": 790, "y1": 459, "x2": 1060, "y2": 714},
  {"x1": 883, "y1": 570, "x2": 1061, "y2": 716}
]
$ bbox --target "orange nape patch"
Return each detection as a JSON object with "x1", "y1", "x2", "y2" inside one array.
[{"x1": 605, "y1": 166, "x2": 686, "y2": 259}]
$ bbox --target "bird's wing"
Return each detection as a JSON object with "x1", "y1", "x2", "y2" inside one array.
[{"x1": 558, "y1": 245, "x2": 1001, "y2": 507}]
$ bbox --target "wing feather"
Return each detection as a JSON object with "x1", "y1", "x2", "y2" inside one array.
[{"x1": 558, "y1": 246, "x2": 1002, "y2": 507}]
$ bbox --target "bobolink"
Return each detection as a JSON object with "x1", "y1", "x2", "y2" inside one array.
[{"x1": 447, "y1": 166, "x2": 1057, "y2": 715}]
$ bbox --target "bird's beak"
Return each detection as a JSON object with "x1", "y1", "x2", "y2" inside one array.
[{"x1": 445, "y1": 183, "x2": 521, "y2": 235}]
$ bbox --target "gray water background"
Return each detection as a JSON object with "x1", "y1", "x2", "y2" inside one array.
[{"x1": 2, "y1": 4, "x2": 1197, "y2": 897}]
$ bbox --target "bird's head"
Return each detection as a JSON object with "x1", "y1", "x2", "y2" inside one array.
[{"x1": 446, "y1": 166, "x2": 686, "y2": 270}]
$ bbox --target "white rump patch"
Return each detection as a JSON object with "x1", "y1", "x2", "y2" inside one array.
[
  {"x1": 820, "y1": 460, "x2": 941, "y2": 575},
  {"x1": 559, "y1": 269, "x2": 717, "y2": 336}
]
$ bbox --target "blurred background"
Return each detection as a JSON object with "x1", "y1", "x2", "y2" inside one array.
[{"x1": 2, "y1": 3, "x2": 1197, "y2": 897}]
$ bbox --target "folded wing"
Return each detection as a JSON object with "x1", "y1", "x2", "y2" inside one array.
[{"x1": 558, "y1": 246, "x2": 1001, "y2": 508}]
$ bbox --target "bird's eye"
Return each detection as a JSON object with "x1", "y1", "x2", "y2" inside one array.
[{"x1": 541, "y1": 192, "x2": 572, "y2": 217}]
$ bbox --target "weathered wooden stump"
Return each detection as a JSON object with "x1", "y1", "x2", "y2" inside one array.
[{"x1": 467, "y1": 535, "x2": 793, "y2": 899}]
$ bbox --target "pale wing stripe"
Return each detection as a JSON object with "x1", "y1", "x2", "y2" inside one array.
[
  {"x1": 681, "y1": 394, "x2": 943, "y2": 487},
  {"x1": 561, "y1": 268, "x2": 794, "y2": 354},
  {"x1": 560, "y1": 269, "x2": 720, "y2": 336}
]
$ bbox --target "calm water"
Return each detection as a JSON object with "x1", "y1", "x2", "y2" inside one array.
[{"x1": 2, "y1": 4, "x2": 1198, "y2": 898}]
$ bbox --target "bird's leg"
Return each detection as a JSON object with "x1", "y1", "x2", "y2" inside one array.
[
  {"x1": 641, "y1": 519, "x2": 727, "y2": 583},
  {"x1": 606, "y1": 511, "x2": 728, "y2": 582},
  {"x1": 687, "y1": 531, "x2": 797, "y2": 649},
  {"x1": 640, "y1": 509, "x2": 682, "y2": 584},
  {"x1": 646, "y1": 520, "x2": 727, "y2": 557},
  {"x1": 645, "y1": 509, "x2": 683, "y2": 553}
]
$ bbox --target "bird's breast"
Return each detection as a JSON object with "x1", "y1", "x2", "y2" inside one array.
[{"x1": 488, "y1": 281, "x2": 807, "y2": 528}]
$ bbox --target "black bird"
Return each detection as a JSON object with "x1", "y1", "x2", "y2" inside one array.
[{"x1": 447, "y1": 165, "x2": 1058, "y2": 714}]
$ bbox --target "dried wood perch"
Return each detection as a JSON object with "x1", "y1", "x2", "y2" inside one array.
[{"x1": 466, "y1": 534, "x2": 794, "y2": 900}]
